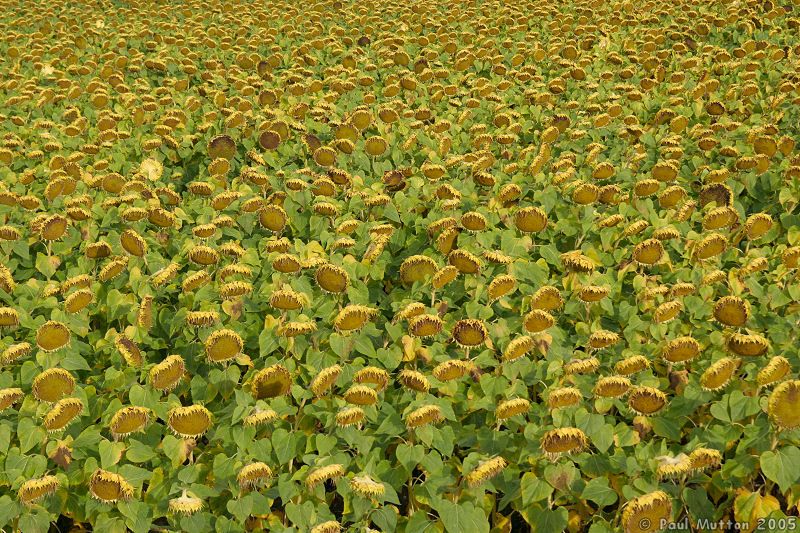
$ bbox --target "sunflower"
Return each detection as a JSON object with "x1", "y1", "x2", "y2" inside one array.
[
  {"x1": 514, "y1": 206, "x2": 547, "y2": 233},
  {"x1": 205, "y1": 329, "x2": 243, "y2": 363},
  {"x1": 496, "y1": 398, "x2": 530, "y2": 420},
  {"x1": 405, "y1": 405, "x2": 443, "y2": 429},
  {"x1": 18, "y1": 475, "x2": 60, "y2": 506},
  {"x1": 168, "y1": 490, "x2": 204, "y2": 515},
  {"x1": 726, "y1": 332, "x2": 769, "y2": 357},
  {"x1": 662, "y1": 337, "x2": 701, "y2": 363},
  {"x1": 252, "y1": 365, "x2": 292, "y2": 399},
  {"x1": 700, "y1": 357, "x2": 740, "y2": 391},
  {"x1": 628, "y1": 387, "x2": 668, "y2": 416},
  {"x1": 594, "y1": 376, "x2": 632, "y2": 398},
  {"x1": 32, "y1": 368, "x2": 75, "y2": 402},
  {"x1": 541, "y1": 428, "x2": 588, "y2": 459},
  {"x1": 306, "y1": 464, "x2": 345, "y2": 489},
  {"x1": 167, "y1": 405, "x2": 212, "y2": 438},
  {"x1": 44, "y1": 398, "x2": 84, "y2": 431},
  {"x1": 315, "y1": 264, "x2": 349, "y2": 293},
  {"x1": 399, "y1": 255, "x2": 438, "y2": 284},
  {"x1": 334, "y1": 305, "x2": 377, "y2": 332},
  {"x1": 36, "y1": 321, "x2": 70, "y2": 352},
  {"x1": 758, "y1": 356, "x2": 791, "y2": 387},
  {"x1": 89, "y1": 469, "x2": 134, "y2": 503},
  {"x1": 237, "y1": 462, "x2": 273, "y2": 489},
  {"x1": 464, "y1": 456, "x2": 507, "y2": 487},
  {"x1": 350, "y1": 474, "x2": 385, "y2": 498},
  {"x1": 620, "y1": 491, "x2": 672, "y2": 533},
  {"x1": 0, "y1": 388, "x2": 24, "y2": 411},
  {"x1": 150, "y1": 355, "x2": 185, "y2": 392},
  {"x1": 109, "y1": 406, "x2": 150, "y2": 439},
  {"x1": 452, "y1": 319, "x2": 488, "y2": 348}
]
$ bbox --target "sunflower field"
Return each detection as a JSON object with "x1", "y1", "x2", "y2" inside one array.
[{"x1": 1, "y1": 0, "x2": 800, "y2": 531}]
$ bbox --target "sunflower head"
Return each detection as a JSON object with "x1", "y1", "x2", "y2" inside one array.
[
  {"x1": 205, "y1": 329, "x2": 244, "y2": 363},
  {"x1": 167, "y1": 405, "x2": 212, "y2": 438},
  {"x1": 768, "y1": 381, "x2": 800, "y2": 429},
  {"x1": 252, "y1": 365, "x2": 292, "y2": 399},
  {"x1": 0, "y1": 388, "x2": 24, "y2": 411},
  {"x1": 452, "y1": 319, "x2": 488, "y2": 348},
  {"x1": 310, "y1": 365, "x2": 342, "y2": 397},
  {"x1": 32, "y1": 368, "x2": 75, "y2": 402},
  {"x1": 628, "y1": 386, "x2": 668, "y2": 416},
  {"x1": 464, "y1": 456, "x2": 507, "y2": 487},
  {"x1": 89, "y1": 469, "x2": 134, "y2": 503},
  {"x1": 109, "y1": 406, "x2": 150, "y2": 439},
  {"x1": 237, "y1": 462, "x2": 273, "y2": 489},
  {"x1": 150, "y1": 355, "x2": 185, "y2": 392},
  {"x1": 541, "y1": 428, "x2": 588, "y2": 458},
  {"x1": 18, "y1": 475, "x2": 60, "y2": 506},
  {"x1": 619, "y1": 490, "x2": 672, "y2": 533},
  {"x1": 405, "y1": 404, "x2": 443, "y2": 429},
  {"x1": 36, "y1": 321, "x2": 70, "y2": 352},
  {"x1": 758, "y1": 356, "x2": 791, "y2": 387},
  {"x1": 168, "y1": 490, "x2": 204, "y2": 515},
  {"x1": 44, "y1": 397, "x2": 84, "y2": 431},
  {"x1": 306, "y1": 464, "x2": 345, "y2": 489}
]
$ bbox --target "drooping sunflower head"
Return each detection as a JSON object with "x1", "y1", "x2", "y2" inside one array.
[
  {"x1": 150, "y1": 355, "x2": 185, "y2": 392},
  {"x1": 523, "y1": 309, "x2": 555, "y2": 334},
  {"x1": 350, "y1": 474, "x2": 385, "y2": 498},
  {"x1": 0, "y1": 387, "x2": 24, "y2": 411},
  {"x1": 334, "y1": 305, "x2": 377, "y2": 333},
  {"x1": 306, "y1": 464, "x2": 345, "y2": 489},
  {"x1": 32, "y1": 368, "x2": 76, "y2": 403},
  {"x1": 448, "y1": 249, "x2": 482, "y2": 274},
  {"x1": 620, "y1": 491, "x2": 672, "y2": 533},
  {"x1": 398, "y1": 369, "x2": 430, "y2": 393},
  {"x1": 688, "y1": 448, "x2": 722, "y2": 473},
  {"x1": 547, "y1": 387, "x2": 583, "y2": 409},
  {"x1": 336, "y1": 406, "x2": 365, "y2": 428},
  {"x1": 464, "y1": 456, "x2": 507, "y2": 487},
  {"x1": 628, "y1": 386, "x2": 668, "y2": 416},
  {"x1": 699, "y1": 357, "x2": 740, "y2": 391},
  {"x1": 343, "y1": 385, "x2": 379, "y2": 406},
  {"x1": 405, "y1": 404, "x2": 443, "y2": 429},
  {"x1": 1, "y1": 342, "x2": 31, "y2": 365},
  {"x1": 44, "y1": 397, "x2": 84, "y2": 432},
  {"x1": 514, "y1": 206, "x2": 548, "y2": 233},
  {"x1": 243, "y1": 408, "x2": 278, "y2": 428},
  {"x1": 757, "y1": 356, "x2": 791, "y2": 387},
  {"x1": 726, "y1": 332, "x2": 769, "y2": 357},
  {"x1": 114, "y1": 334, "x2": 143, "y2": 367},
  {"x1": 594, "y1": 376, "x2": 632, "y2": 398},
  {"x1": 561, "y1": 250, "x2": 595, "y2": 273},
  {"x1": 205, "y1": 329, "x2": 243, "y2": 363},
  {"x1": 662, "y1": 336, "x2": 701, "y2": 363},
  {"x1": 167, "y1": 405, "x2": 212, "y2": 438},
  {"x1": 433, "y1": 359, "x2": 471, "y2": 382},
  {"x1": 353, "y1": 366, "x2": 390, "y2": 391},
  {"x1": 109, "y1": 406, "x2": 150, "y2": 439},
  {"x1": 452, "y1": 319, "x2": 488, "y2": 348},
  {"x1": 237, "y1": 462, "x2": 273, "y2": 489},
  {"x1": 496, "y1": 398, "x2": 531, "y2": 420},
  {"x1": 18, "y1": 475, "x2": 60, "y2": 506},
  {"x1": 531, "y1": 286, "x2": 563, "y2": 311},
  {"x1": 251, "y1": 365, "x2": 292, "y2": 399},
  {"x1": 588, "y1": 329, "x2": 620, "y2": 350},
  {"x1": 400, "y1": 255, "x2": 438, "y2": 284},
  {"x1": 713, "y1": 296, "x2": 749, "y2": 327},
  {"x1": 89, "y1": 469, "x2": 134, "y2": 503},
  {"x1": 310, "y1": 365, "x2": 342, "y2": 397},
  {"x1": 632, "y1": 239, "x2": 665, "y2": 266},
  {"x1": 408, "y1": 314, "x2": 443, "y2": 338},
  {"x1": 36, "y1": 321, "x2": 70, "y2": 352},
  {"x1": 541, "y1": 427, "x2": 588, "y2": 459},
  {"x1": 655, "y1": 454, "x2": 691, "y2": 480},
  {"x1": 503, "y1": 336, "x2": 535, "y2": 362},
  {"x1": 315, "y1": 264, "x2": 349, "y2": 293},
  {"x1": 168, "y1": 490, "x2": 204, "y2": 515},
  {"x1": 768, "y1": 380, "x2": 800, "y2": 429}
]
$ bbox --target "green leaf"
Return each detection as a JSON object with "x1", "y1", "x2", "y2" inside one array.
[
  {"x1": 118, "y1": 500, "x2": 153, "y2": 533},
  {"x1": 760, "y1": 447, "x2": 800, "y2": 493},
  {"x1": 436, "y1": 500, "x2": 489, "y2": 533},
  {"x1": 581, "y1": 477, "x2": 618, "y2": 507},
  {"x1": 710, "y1": 391, "x2": 760, "y2": 423},
  {"x1": 125, "y1": 440, "x2": 157, "y2": 463},
  {"x1": 520, "y1": 472, "x2": 553, "y2": 505},
  {"x1": 525, "y1": 505, "x2": 568, "y2": 532},
  {"x1": 227, "y1": 495, "x2": 254, "y2": 524}
]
